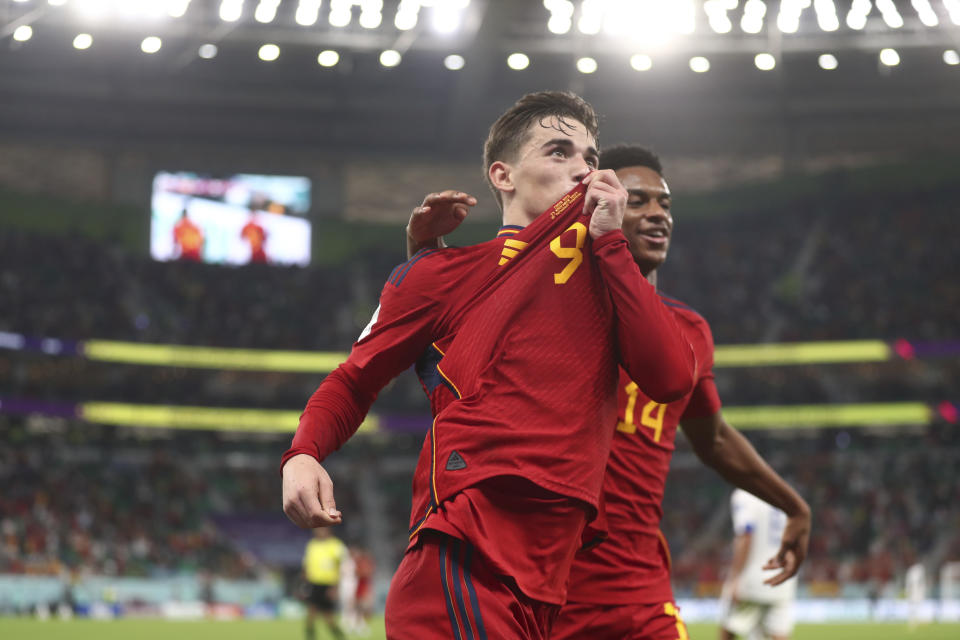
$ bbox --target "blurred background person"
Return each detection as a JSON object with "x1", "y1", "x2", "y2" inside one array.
[{"x1": 302, "y1": 528, "x2": 348, "y2": 640}]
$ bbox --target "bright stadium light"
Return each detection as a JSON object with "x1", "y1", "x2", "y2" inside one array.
[
  {"x1": 394, "y1": 0, "x2": 419, "y2": 30},
  {"x1": 75, "y1": 0, "x2": 109, "y2": 19},
  {"x1": 943, "y1": 49, "x2": 960, "y2": 65},
  {"x1": 945, "y1": 0, "x2": 960, "y2": 26},
  {"x1": 168, "y1": 0, "x2": 191, "y2": 18},
  {"x1": 705, "y1": 0, "x2": 737, "y2": 34},
  {"x1": 48, "y1": 0, "x2": 69, "y2": 6},
  {"x1": 576, "y1": 56, "x2": 597, "y2": 74},
  {"x1": 379, "y1": 49, "x2": 401, "y2": 67},
  {"x1": 876, "y1": 0, "x2": 903, "y2": 28},
  {"x1": 329, "y1": 0, "x2": 352, "y2": 27},
  {"x1": 317, "y1": 49, "x2": 339, "y2": 67},
  {"x1": 545, "y1": 0, "x2": 573, "y2": 34},
  {"x1": 741, "y1": 0, "x2": 767, "y2": 34},
  {"x1": 630, "y1": 53, "x2": 652, "y2": 71},
  {"x1": 507, "y1": 52, "x2": 529, "y2": 70},
  {"x1": 295, "y1": 1, "x2": 321, "y2": 26},
  {"x1": 578, "y1": 0, "x2": 602, "y2": 34},
  {"x1": 755, "y1": 52, "x2": 776, "y2": 70},
  {"x1": 219, "y1": 0, "x2": 243, "y2": 22},
  {"x1": 911, "y1": 0, "x2": 939, "y2": 27},
  {"x1": 846, "y1": 0, "x2": 870, "y2": 30},
  {"x1": 879, "y1": 47, "x2": 900, "y2": 66},
  {"x1": 258, "y1": 43, "x2": 280, "y2": 61},
  {"x1": 776, "y1": 0, "x2": 810, "y2": 34},
  {"x1": 443, "y1": 53, "x2": 465, "y2": 70},
  {"x1": 818, "y1": 53, "x2": 838, "y2": 69},
  {"x1": 689, "y1": 55, "x2": 710, "y2": 73},
  {"x1": 73, "y1": 33, "x2": 93, "y2": 49},
  {"x1": 254, "y1": 0, "x2": 280, "y2": 23},
  {"x1": 813, "y1": 0, "x2": 840, "y2": 31},
  {"x1": 198, "y1": 43, "x2": 218, "y2": 59},
  {"x1": 359, "y1": 0, "x2": 383, "y2": 29},
  {"x1": 141, "y1": 36, "x2": 162, "y2": 53},
  {"x1": 13, "y1": 25, "x2": 33, "y2": 42},
  {"x1": 431, "y1": 0, "x2": 469, "y2": 34}
]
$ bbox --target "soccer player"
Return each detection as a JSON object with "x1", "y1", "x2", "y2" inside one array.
[
  {"x1": 241, "y1": 210, "x2": 268, "y2": 264},
  {"x1": 172, "y1": 209, "x2": 204, "y2": 262},
  {"x1": 282, "y1": 92, "x2": 697, "y2": 639},
  {"x1": 302, "y1": 527, "x2": 348, "y2": 640},
  {"x1": 406, "y1": 144, "x2": 811, "y2": 639},
  {"x1": 720, "y1": 489, "x2": 799, "y2": 640}
]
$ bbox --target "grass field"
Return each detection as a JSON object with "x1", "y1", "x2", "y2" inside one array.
[{"x1": 2, "y1": 619, "x2": 960, "y2": 639}]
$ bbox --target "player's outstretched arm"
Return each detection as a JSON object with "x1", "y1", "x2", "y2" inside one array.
[
  {"x1": 405, "y1": 190, "x2": 477, "y2": 258},
  {"x1": 283, "y1": 453, "x2": 343, "y2": 528},
  {"x1": 681, "y1": 411, "x2": 811, "y2": 585}
]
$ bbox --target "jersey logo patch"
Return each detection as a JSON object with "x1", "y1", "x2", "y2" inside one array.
[
  {"x1": 445, "y1": 451, "x2": 467, "y2": 471},
  {"x1": 498, "y1": 238, "x2": 528, "y2": 266}
]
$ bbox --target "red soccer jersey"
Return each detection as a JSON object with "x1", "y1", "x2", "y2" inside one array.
[
  {"x1": 285, "y1": 183, "x2": 696, "y2": 604},
  {"x1": 241, "y1": 221, "x2": 268, "y2": 263},
  {"x1": 564, "y1": 296, "x2": 722, "y2": 605},
  {"x1": 173, "y1": 218, "x2": 203, "y2": 261}
]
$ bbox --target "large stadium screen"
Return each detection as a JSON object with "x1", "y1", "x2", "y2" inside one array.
[{"x1": 151, "y1": 172, "x2": 312, "y2": 266}]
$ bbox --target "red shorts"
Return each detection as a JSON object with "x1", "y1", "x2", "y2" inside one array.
[
  {"x1": 385, "y1": 531, "x2": 559, "y2": 640},
  {"x1": 551, "y1": 599, "x2": 689, "y2": 640}
]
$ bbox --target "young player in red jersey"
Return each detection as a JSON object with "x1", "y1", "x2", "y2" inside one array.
[
  {"x1": 407, "y1": 145, "x2": 811, "y2": 639},
  {"x1": 281, "y1": 93, "x2": 697, "y2": 639},
  {"x1": 172, "y1": 209, "x2": 204, "y2": 261},
  {"x1": 241, "y1": 210, "x2": 268, "y2": 264}
]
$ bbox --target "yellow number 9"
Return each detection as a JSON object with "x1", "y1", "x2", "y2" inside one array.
[{"x1": 550, "y1": 222, "x2": 587, "y2": 284}]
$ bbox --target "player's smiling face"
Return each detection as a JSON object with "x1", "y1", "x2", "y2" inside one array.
[
  {"x1": 504, "y1": 116, "x2": 598, "y2": 222},
  {"x1": 617, "y1": 165, "x2": 673, "y2": 276}
]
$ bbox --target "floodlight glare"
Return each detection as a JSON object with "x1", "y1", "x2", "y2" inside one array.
[
  {"x1": 317, "y1": 50, "x2": 340, "y2": 67},
  {"x1": 219, "y1": 0, "x2": 243, "y2": 23},
  {"x1": 818, "y1": 53, "x2": 838, "y2": 70},
  {"x1": 295, "y1": 1, "x2": 321, "y2": 26},
  {"x1": 630, "y1": 53, "x2": 653, "y2": 71},
  {"x1": 258, "y1": 43, "x2": 280, "y2": 61},
  {"x1": 379, "y1": 49, "x2": 401, "y2": 67},
  {"x1": 73, "y1": 33, "x2": 93, "y2": 50},
  {"x1": 198, "y1": 43, "x2": 218, "y2": 59},
  {"x1": 755, "y1": 52, "x2": 776, "y2": 70},
  {"x1": 167, "y1": 0, "x2": 191, "y2": 18},
  {"x1": 13, "y1": 25, "x2": 33, "y2": 42},
  {"x1": 507, "y1": 52, "x2": 529, "y2": 70},
  {"x1": 912, "y1": 0, "x2": 939, "y2": 27},
  {"x1": 141, "y1": 36, "x2": 162, "y2": 54},
  {"x1": 444, "y1": 54, "x2": 465, "y2": 71},
  {"x1": 944, "y1": 49, "x2": 960, "y2": 66},
  {"x1": 879, "y1": 48, "x2": 900, "y2": 66},
  {"x1": 576, "y1": 57, "x2": 597, "y2": 74},
  {"x1": 876, "y1": 0, "x2": 903, "y2": 28},
  {"x1": 689, "y1": 56, "x2": 710, "y2": 73},
  {"x1": 548, "y1": 16, "x2": 572, "y2": 34},
  {"x1": 48, "y1": 0, "x2": 69, "y2": 6},
  {"x1": 254, "y1": 1, "x2": 280, "y2": 24},
  {"x1": 947, "y1": 0, "x2": 960, "y2": 26}
]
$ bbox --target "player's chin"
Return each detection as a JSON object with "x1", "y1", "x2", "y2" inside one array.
[{"x1": 631, "y1": 248, "x2": 667, "y2": 272}]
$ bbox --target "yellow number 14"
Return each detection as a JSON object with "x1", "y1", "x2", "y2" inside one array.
[{"x1": 616, "y1": 381, "x2": 667, "y2": 442}]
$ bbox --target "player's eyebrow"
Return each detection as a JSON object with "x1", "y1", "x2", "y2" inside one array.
[
  {"x1": 627, "y1": 187, "x2": 671, "y2": 199},
  {"x1": 542, "y1": 138, "x2": 600, "y2": 160}
]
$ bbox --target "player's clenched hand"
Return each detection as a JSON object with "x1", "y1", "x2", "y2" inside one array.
[
  {"x1": 583, "y1": 169, "x2": 628, "y2": 240},
  {"x1": 282, "y1": 454, "x2": 343, "y2": 529},
  {"x1": 763, "y1": 507, "x2": 811, "y2": 586},
  {"x1": 406, "y1": 191, "x2": 477, "y2": 249}
]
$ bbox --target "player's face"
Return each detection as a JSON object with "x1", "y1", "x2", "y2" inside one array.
[
  {"x1": 507, "y1": 117, "x2": 599, "y2": 219},
  {"x1": 617, "y1": 166, "x2": 672, "y2": 276}
]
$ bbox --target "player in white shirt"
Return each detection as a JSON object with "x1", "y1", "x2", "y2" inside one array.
[{"x1": 720, "y1": 489, "x2": 800, "y2": 640}]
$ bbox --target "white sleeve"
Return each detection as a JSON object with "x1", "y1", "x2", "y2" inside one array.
[{"x1": 731, "y1": 490, "x2": 756, "y2": 536}]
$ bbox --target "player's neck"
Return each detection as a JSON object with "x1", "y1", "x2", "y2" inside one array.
[
  {"x1": 646, "y1": 269, "x2": 658, "y2": 288},
  {"x1": 500, "y1": 204, "x2": 536, "y2": 229}
]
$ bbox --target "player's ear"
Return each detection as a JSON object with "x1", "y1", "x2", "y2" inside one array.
[{"x1": 489, "y1": 160, "x2": 515, "y2": 197}]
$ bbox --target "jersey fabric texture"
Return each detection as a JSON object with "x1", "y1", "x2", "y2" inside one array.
[
  {"x1": 284, "y1": 182, "x2": 696, "y2": 608},
  {"x1": 563, "y1": 298, "x2": 721, "y2": 607}
]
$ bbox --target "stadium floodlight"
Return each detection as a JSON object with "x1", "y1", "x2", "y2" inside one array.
[
  {"x1": 219, "y1": 0, "x2": 243, "y2": 22},
  {"x1": 755, "y1": 52, "x2": 776, "y2": 70},
  {"x1": 630, "y1": 53, "x2": 652, "y2": 71},
  {"x1": 813, "y1": 0, "x2": 839, "y2": 31},
  {"x1": 358, "y1": 0, "x2": 383, "y2": 29},
  {"x1": 329, "y1": 0, "x2": 352, "y2": 27},
  {"x1": 198, "y1": 43, "x2": 218, "y2": 59},
  {"x1": 879, "y1": 47, "x2": 900, "y2": 66},
  {"x1": 258, "y1": 43, "x2": 280, "y2": 61},
  {"x1": 545, "y1": 0, "x2": 573, "y2": 34},
  {"x1": 141, "y1": 36, "x2": 162, "y2": 53},
  {"x1": 944, "y1": 49, "x2": 960, "y2": 65},
  {"x1": 576, "y1": 56, "x2": 597, "y2": 74},
  {"x1": 295, "y1": 1, "x2": 322, "y2": 26},
  {"x1": 776, "y1": 0, "x2": 810, "y2": 34},
  {"x1": 945, "y1": 0, "x2": 960, "y2": 26},
  {"x1": 317, "y1": 49, "x2": 339, "y2": 66},
  {"x1": 705, "y1": 0, "x2": 737, "y2": 34},
  {"x1": 689, "y1": 55, "x2": 710, "y2": 73},
  {"x1": 379, "y1": 49, "x2": 401, "y2": 67},
  {"x1": 75, "y1": 0, "x2": 109, "y2": 19},
  {"x1": 911, "y1": 0, "x2": 939, "y2": 26},
  {"x1": 48, "y1": 0, "x2": 69, "y2": 6},
  {"x1": 741, "y1": 0, "x2": 767, "y2": 34},
  {"x1": 818, "y1": 53, "x2": 838, "y2": 69},
  {"x1": 394, "y1": 0, "x2": 419, "y2": 30},
  {"x1": 845, "y1": 0, "x2": 870, "y2": 29},
  {"x1": 507, "y1": 52, "x2": 529, "y2": 70},
  {"x1": 254, "y1": 0, "x2": 280, "y2": 23},
  {"x1": 876, "y1": 0, "x2": 903, "y2": 28},
  {"x1": 443, "y1": 53, "x2": 465, "y2": 70},
  {"x1": 431, "y1": 0, "x2": 469, "y2": 34},
  {"x1": 13, "y1": 25, "x2": 33, "y2": 42},
  {"x1": 167, "y1": 0, "x2": 191, "y2": 18},
  {"x1": 578, "y1": 0, "x2": 602, "y2": 34},
  {"x1": 73, "y1": 33, "x2": 93, "y2": 49}
]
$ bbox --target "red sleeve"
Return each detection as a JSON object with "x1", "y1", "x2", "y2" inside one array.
[
  {"x1": 681, "y1": 315, "x2": 722, "y2": 420},
  {"x1": 591, "y1": 229, "x2": 697, "y2": 404},
  {"x1": 281, "y1": 257, "x2": 442, "y2": 468}
]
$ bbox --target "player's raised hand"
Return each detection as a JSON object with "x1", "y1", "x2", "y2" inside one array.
[
  {"x1": 763, "y1": 508, "x2": 811, "y2": 585},
  {"x1": 583, "y1": 170, "x2": 628, "y2": 239},
  {"x1": 406, "y1": 190, "x2": 477, "y2": 256},
  {"x1": 282, "y1": 453, "x2": 343, "y2": 529}
]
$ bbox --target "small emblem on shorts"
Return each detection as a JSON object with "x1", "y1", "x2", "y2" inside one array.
[{"x1": 445, "y1": 451, "x2": 467, "y2": 471}]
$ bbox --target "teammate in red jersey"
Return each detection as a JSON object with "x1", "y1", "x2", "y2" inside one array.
[
  {"x1": 172, "y1": 209, "x2": 204, "y2": 262},
  {"x1": 407, "y1": 144, "x2": 811, "y2": 639},
  {"x1": 281, "y1": 93, "x2": 697, "y2": 639},
  {"x1": 241, "y1": 210, "x2": 268, "y2": 264}
]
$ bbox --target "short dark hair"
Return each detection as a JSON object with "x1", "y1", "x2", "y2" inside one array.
[
  {"x1": 599, "y1": 144, "x2": 663, "y2": 176},
  {"x1": 483, "y1": 91, "x2": 600, "y2": 209}
]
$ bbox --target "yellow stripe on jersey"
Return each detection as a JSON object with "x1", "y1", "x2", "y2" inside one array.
[{"x1": 499, "y1": 238, "x2": 528, "y2": 266}]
